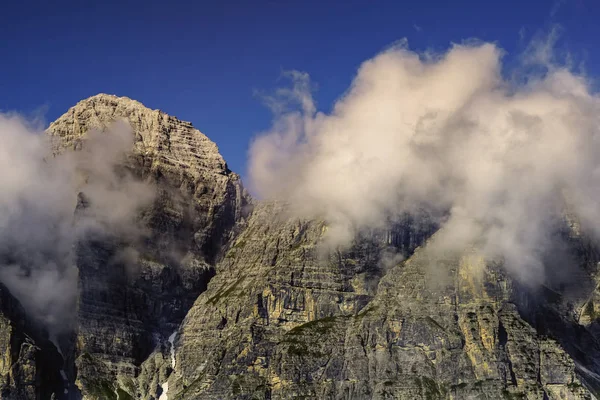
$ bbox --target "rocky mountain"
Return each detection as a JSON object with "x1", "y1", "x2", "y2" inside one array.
[
  {"x1": 1, "y1": 94, "x2": 600, "y2": 399},
  {"x1": 45, "y1": 94, "x2": 249, "y2": 400}
]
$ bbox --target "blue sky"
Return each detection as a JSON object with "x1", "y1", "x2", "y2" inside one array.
[{"x1": 0, "y1": 0, "x2": 597, "y2": 176}]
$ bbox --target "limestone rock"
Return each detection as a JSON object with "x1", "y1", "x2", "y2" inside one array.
[
  {"x1": 47, "y1": 93, "x2": 247, "y2": 263},
  {"x1": 46, "y1": 94, "x2": 250, "y2": 399},
  {"x1": 171, "y1": 221, "x2": 592, "y2": 399}
]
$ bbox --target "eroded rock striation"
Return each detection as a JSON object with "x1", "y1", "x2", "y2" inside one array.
[{"x1": 169, "y1": 217, "x2": 595, "y2": 399}]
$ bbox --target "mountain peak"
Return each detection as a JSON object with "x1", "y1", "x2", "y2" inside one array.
[
  {"x1": 72, "y1": 93, "x2": 172, "y2": 119},
  {"x1": 47, "y1": 94, "x2": 230, "y2": 176}
]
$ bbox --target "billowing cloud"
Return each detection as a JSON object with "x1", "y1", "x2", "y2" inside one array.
[
  {"x1": 0, "y1": 115, "x2": 154, "y2": 334},
  {"x1": 248, "y1": 40, "x2": 600, "y2": 284}
]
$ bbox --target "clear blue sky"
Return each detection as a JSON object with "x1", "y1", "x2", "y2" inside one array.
[{"x1": 1, "y1": 0, "x2": 597, "y2": 177}]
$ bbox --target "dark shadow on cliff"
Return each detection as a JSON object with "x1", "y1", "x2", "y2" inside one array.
[{"x1": 510, "y1": 230, "x2": 600, "y2": 395}]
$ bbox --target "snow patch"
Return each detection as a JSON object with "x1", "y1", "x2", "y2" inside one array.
[
  {"x1": 168, "y1": 330, "x2": 177, "y2": 368},
  {"x1": 158, "y1": 381, "x2": 169, "y2": 400},
  {"x1": 157, "y1": 329, "x2": 178, "y2": 400}
]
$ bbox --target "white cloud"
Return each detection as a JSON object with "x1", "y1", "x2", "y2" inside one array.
[
  {"x1": 248, "y1": 39, "x2": 600, "y2": 284},
  {"x1": 0, "y1": 116, "x2": 154, "y2": 334}
]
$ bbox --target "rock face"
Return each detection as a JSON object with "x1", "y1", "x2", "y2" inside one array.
[
  {"x1": 0, "y1": 283, "x2": 64, "y2": 399},
  {"x1": 169, "y1": 214, "x2": 593, "y2": 400},
  {"x1": 47, "y1": 93, "x2": 246, "y2": 264},
  {"x1": 3, "y1": 94, "x2": 600, "y2": 399},
  {"x1": 45, "y1": 94, "x2": 249, "y2": 399}
]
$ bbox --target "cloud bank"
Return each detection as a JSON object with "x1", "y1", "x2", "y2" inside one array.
[
  {"x1": 0, "y1": 115, "x2": 154, "y2": 334},
  {"x1": 248, "y1": 40, "x2": 600, "y2": 284}
]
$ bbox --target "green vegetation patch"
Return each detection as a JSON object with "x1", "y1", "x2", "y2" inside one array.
[
  {"x1": 281, "y1": 316, "x2": 353, "y2": 358},
  {"x1": 355, "y1": 305, "x2": 378, "y2": 319},
  {"x1": 116, "y1": 388, "x2": 134, "y2": 400},
  {"x1": 233, "y1": 239, "x2": 247, "y2": 249},
  {"x1": 584, "y1": 300, "x2": 597, "y2": 320},
  {"x1": 286, "y1": 316, "x2": 338, "y2": 336},
  {"x1": 424, "y1": 316, "x2": 446, "y2": 331},
  {"x1": 207, "y1": 277, "x2": 245, "y2": 304},
  {"x1": 82, "y1": 379, "x2": 117, "y2": 400},
  {"x1": 286, "y1": 315, "x2": 353, "y2": 336},
  {"x1": 502, "y1": 389, "x2": 526, "y2": 400}
]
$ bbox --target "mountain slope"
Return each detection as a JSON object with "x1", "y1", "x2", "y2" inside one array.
[
  {"x1": 3, "y1": 94, "x2": 597, "y2": 399},
  {"x1": 169, "y1": 214, "x2": 592, "y2": 399}
]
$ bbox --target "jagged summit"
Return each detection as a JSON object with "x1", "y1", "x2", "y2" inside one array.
[
  {"x1": 56, "y1": 93, "x2": 194, "y2": 130},
  {"x1": 47, "y1": 93, "x2": 230, "y2": 177},
  {"x1": 46, "y1": 92, "x2": 249, "y2": 263},
  {"x1": 70, "y1": 93, "x2": 146, "y2": 108}
]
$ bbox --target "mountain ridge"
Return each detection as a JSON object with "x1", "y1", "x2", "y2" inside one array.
[{"x1": 0, "y1": 94, "x2": 597, "y2": 399}]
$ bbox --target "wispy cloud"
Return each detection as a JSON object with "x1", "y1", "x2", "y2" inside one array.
[
  {"x1": 0, "y1": 117, "x2": 154, "y2": 334},
  {"x1": 550, "y1": 0, "x2": 567, "y2": 17}
]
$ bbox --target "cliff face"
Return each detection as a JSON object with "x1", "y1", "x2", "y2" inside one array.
[
  {"x1": 45, "y1": 94, "x2": 249, "y2": 399},
  {"x1": 3, "y1": 94, "x2": 600, "y2": 399},
  {"x1": 168, "y1": 215, "x2": 592, "y2": 400}
]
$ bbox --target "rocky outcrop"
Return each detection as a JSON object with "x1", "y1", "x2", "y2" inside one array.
[
  {"x1": 45, "y1": 94, "x2": 250, "y2": 399},
  {"x1": 47, "y1": 93, "x2": 247, "y2": 264}
]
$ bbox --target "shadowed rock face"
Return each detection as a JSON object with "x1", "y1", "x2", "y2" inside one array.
[
  {"x1": 5, "y1": 94, "x2": 600, "y2": 399},
  {"x1": 0, "y1": 282, "x2": 65, "y2": 399}
]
